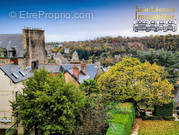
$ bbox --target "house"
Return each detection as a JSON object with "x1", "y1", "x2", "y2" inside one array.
[
  {"x1": 0, "y1": 28, "x2": 103, "y2": 134},
  {"x1": 0, "y1": 63, "x2": 33, "y2": 134},
  {"x1": 54, "y1": 53, "x2": 69, "y2": 65},
  {"x1": 64, "y1": 48, "x2": 69, "y2": 54},
  {"x1": 0, "y1": 28, "x2": 47, "y2": 69},
  {"x1": 39, "y1": 62, "x2": 101, "y2": 86},
  {"x1": 0, "y1": 27, "x2": 47, "y2": 134},
  {"x1": 61, "y1": 63, "x2": 98, "y2": 86}
]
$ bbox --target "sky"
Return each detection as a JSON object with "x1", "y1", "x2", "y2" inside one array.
[{"x1": 0, "y1": 0, "x2": 179, "y2": 42}]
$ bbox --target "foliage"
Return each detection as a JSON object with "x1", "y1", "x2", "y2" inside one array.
[
  {"x1": 97, "y1": 57, "x2": 174, "y2": 107},
  {"x1": 142, "y1": 116, "x2": 175, "y2": 121},
  {"x1": 132, "y1": 49, "x2": 179, "y2": 88},
  {"x1": 153, "y1": 99, "x2": 174, "y2": 117},
  {"x1": 79, "y1": 79, "x2": 100, "y2": 96},
  {"x1": 75, "y1": 79, "x2": 107, "y2": 135},
  {"x1": 139, "y1": 120, "x2": 179, "y2": 135},
  {"x1": 51, "y1": 34, "x2": 179, "y2": 68},
  {"x1": 11, "y1": 68, "x2": 85, "y2": 135},
  {"x1": 106, "y1": 122, "x2": 125, "y2": 135},
  {"x1": 106, "y1": 103, "x2": 135, "y2": 135}
]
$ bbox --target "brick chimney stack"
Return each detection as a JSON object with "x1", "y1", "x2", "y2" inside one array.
[
  {"x1": 81, "y1": 62, "x2": 86, "y2": 75},
  {"x1": 73, "y1": 65, "x2": 79, "y2": 80}
]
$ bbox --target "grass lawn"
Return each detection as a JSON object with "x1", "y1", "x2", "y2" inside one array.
[{"x1": 139, "y1": 120, "x2": 179, "y2": 135}]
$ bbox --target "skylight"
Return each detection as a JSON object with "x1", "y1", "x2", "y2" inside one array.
[
  {"x1": 19, "y1": 71, "x2": 26, "y2": 77},
  {"x1": 12, "y1": 73, "x2": 19, "y2": 79}
]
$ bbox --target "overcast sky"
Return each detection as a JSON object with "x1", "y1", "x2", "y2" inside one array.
[{"x1": 0, "y1": 0, "x2": 179, "y2": 42}]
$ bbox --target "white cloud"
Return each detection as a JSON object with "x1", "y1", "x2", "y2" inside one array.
[{"x1": 45, "y1": 25, "x2": 179, "y2": 42}]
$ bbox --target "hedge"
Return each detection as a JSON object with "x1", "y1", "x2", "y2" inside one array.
[
  {"x1": 142, "y1": 116, "x2": 175, "y2": 121},
  {"x1": 153, "y1": 100, "x2": 174, "y2": 117},
  {"x1": 106, "y1": 103, "x2": 135, "y2": 135}
]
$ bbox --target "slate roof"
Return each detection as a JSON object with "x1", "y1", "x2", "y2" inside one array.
[
  {"x1": 0, "y1": 34, "x2": 25, "y2": 57},
  {"x1": 0, "y1": 64, "x2": 33, "y2": 83},
  {"x1": 0, "y1": 63, "x2": 98, "y2": 84},
  {"x1": 38, "y1": 64, "x2": 98, "y2": 83},
  {"x1": 61, "y1": 64, "x2": 98, "y2": 84},
  {"x1": 38, "y1": 64, "x2": 61, "y2": 73}
]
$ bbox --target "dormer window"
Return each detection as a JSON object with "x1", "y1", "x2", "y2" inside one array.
[{"x1": 8, "y1": 48, "x2": 16, "y2": 58}]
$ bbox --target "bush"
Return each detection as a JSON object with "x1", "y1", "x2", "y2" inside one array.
[
  {"x1": 75, "y1": 79, "x2": 107, "y2": 135},
  {"x1": 142, "y1": 116, "x2": 175, "y2": 121},
  {"x1": 106, "y1": 122, "x2": 125, "y2": 135},
  {"x1": 153, "y1": 100, "x2": 174, "y2": 117},
  {"x1": 106, "y1": 103, "x2": 135, "y2": 135}
]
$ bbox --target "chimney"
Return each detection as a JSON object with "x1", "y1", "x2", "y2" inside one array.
[
  {"x1": 73, "y1": 65, "x2": 79, "y2": 80},
  {"x1": 81, "y1": 62, "x2": 86, "y2": 75}
]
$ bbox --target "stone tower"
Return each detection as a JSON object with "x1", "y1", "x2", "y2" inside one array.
[{"x1": 23, "y1": 28, "x2": 47, "y2": 69}]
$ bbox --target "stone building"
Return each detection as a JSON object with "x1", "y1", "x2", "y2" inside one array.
[
  {"x1": 54, "y1": 53, "x2": 69, "y2": 65},
  {"x1": 0, "y1": 28, "x2": 47, "y2": 134},
  {"x1": 71, "y1": 51, "x2": 80, "y2": 64},
  {"x1": 0, "y1": 63, "x2": 33, "y2": 135},
  {"x1": 0, "y1": 28, "x2": 47, "y2": 69}
]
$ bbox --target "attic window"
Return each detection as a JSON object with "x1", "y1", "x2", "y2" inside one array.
[
  {"x1": 19, "y1": 71, "x2": 26, "y2": 77},
  {"x1": 8, "y1": 48, "x2": 16, "y2": 58},
  {"x1": 12, "y1": 73, "x2": 19, "y2": 79}
]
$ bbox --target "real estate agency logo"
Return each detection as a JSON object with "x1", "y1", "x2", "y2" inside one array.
[{"x1": 133, "y1": 6, "x2": 177, "y2": 32}]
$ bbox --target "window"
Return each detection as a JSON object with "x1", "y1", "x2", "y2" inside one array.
[
  {"x1": 19, "y1": 70, "x2": 26, "y2": 77},
  {"x1": 12, "y1": 73, "x2": 19, "y2": 79},
  {"x1": 8, "y1": 48, "x2": 16, "y2": 58}
]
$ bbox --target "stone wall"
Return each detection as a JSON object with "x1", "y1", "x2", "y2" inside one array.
[
  {"x1": 0, "y1": 58, "x2": 11, "y2": 65},
  {"x1": 23, "y1": 28, "x2": 47, "y2": 67}
]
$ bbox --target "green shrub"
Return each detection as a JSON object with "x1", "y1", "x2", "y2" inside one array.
[
  {"x1": 153, "y1": 100, "x2": 174, "y2": 117},
  {"x1": 142, "y1": 116, "x2": 175, "y2": 121},
  {"x1": 106, "y1": 103, "x2": 135, "y2": 135},
  {"x1": 106, "y1": 122, "x2": 125, "y2": 135}
]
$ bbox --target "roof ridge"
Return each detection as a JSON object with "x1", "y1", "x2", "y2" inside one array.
[
  {"x1": 0, "y1": 62, "x2": 14, "y2": 66},
  {"x1": 0, "y1": 34, "x2": 22, "y2": 36},
  {"x1": 40, "y1": 63, "x2": 61, "y2": 66}
]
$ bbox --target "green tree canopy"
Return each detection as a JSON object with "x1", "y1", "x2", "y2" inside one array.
[
  {"x1": 79, "y1": 79, "x2": 99, "y2": 96},
  {"x1": 76, "y1": 79, "x2": 107, "y2": 135},
  {"x1": 11, "y1": 68, "x2": 85, "y2": 135},
  {"x1": 131, "y1": 49, "x2": 179, "y2": 87},
  {"x1": 97, "y1": 57, "x2": 174, "y2": 106}
]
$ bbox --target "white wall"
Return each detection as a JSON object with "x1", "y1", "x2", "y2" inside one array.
[{"x1": 0, "y1": 70, "x2": 24, "y2": 129}]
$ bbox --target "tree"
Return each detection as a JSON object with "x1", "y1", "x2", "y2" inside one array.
[
  {"x1": 11, "y1": 68, "x2": 85, "y2": 135},
  {"x1": 76, "y1": 79, "x2": 107, "y2": 135},
  {"x1": 132, "y1": 49, "x2": 179, "y2": 88},
  {"x1": 97, "y1": 57, "x2": 174, "y2": 108},
  {"x1": 79, "y1": 79, "x2": 99, "y2": 96}
]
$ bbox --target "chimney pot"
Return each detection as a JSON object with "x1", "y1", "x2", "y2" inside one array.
[{"x1": 81, "y1": 62, "x2": 86, "y2": 75}]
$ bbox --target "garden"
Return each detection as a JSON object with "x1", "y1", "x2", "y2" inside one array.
[{"x1": 11, "y1": 57, "x2": 177, "y2": 135}]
